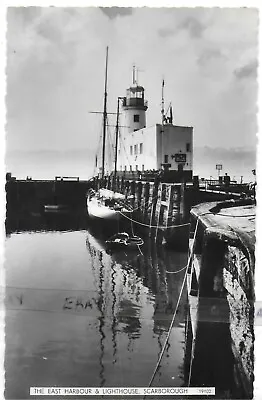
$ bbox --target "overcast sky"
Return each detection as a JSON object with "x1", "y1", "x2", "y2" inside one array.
[{"x1": 6, "y1": 7, "x2": 258, "y2": 154}]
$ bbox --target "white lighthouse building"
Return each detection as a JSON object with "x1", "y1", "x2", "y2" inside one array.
[{"x1": 116, "y1": 73, "x2": 193, "y2": 182}]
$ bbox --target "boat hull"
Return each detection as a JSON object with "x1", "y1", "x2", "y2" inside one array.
[
  {"x1": 87, "y1": 200, "x2": 132, "y2": 221},
  {"x1": 86, "y1": 198, "x2": 134, "y2": 237}
]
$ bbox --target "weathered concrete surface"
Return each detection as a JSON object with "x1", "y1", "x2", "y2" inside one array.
[{"x1": 189, "y1": 200, "x2": 255, "y2": 398}]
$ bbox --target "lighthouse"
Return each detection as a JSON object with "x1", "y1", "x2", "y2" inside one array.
[
  {"x1": 117, "y1": 70, "x2": 193, "y2": 182},
  {"x1": 122, "y1": 66, "x2": 148, "y2": 133}
]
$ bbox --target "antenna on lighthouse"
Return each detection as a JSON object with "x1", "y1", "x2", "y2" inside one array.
[
  {"x1": 132, "y1": 64, "x2": 136, "y2": 85},
  {"x1": 161, "y1": 78, "x2": 165, "y2": 125}
]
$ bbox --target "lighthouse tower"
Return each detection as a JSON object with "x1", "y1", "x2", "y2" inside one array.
[{"x1": 122, "y1": 67, "x2": 148, "y2": 133}]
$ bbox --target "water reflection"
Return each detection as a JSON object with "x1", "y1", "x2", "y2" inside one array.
[
  {"x1": 5, "y1": 209, "x2": 253, "y2": 399},
  {"x1": 5, "y1": 210, "x2": 187, "y2": 398},
  {"x1": 85, "y1": 226, "x2": 188, "y2": 387},
  {"x1": 5, "y1": 209, "x2": 88, "y2": 235}
]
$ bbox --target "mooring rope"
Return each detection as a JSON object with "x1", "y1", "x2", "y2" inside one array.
[
  {"x1": 119, "y1": 211, "x2": 190, "y2": 229},
  {"x1": 144, "y1": 219, "x2": 200, "y2": 394},
  {"x1": 130, "y1": 210, "x2": 144, "y2": 256},
  {"x1": 165, "y1": 264, "x2": 188, "y2": 274}
]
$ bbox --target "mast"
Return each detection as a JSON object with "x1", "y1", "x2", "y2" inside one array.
[
  {"x1": 114, "y1": 97, "x2": 121, "y2": 183},
  {"x1": 161, "y1": 79, "x2": 165, "y2": 170},
  {"x1": 101, "y1": 46, "x2": 109, "y2": 179}
]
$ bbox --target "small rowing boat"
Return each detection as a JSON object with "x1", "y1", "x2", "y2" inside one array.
[{"x1": 105, "y1": 232, "x2": 144, "y2": 251}]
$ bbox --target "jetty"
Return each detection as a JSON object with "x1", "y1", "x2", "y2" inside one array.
[
  {"x1": 6, "y1": 172, "x2": 254, "y2": 247},
  {"x1": 185, "y1": 199, "x2": 255, "y2": 398}
]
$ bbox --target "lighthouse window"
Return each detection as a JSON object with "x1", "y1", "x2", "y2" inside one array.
[
  {"x1": 186, "y1": 143, "x2": 191, "y2": 152},
  {"x1": 142, "y1": 164, "x2": 145, "y2": 172},
  {"x1": 134, "y1": 114, "x2": 140, "y2": 123},
  {"x1": 130, "y1": 146, "x2": 133, "y2": 155},
  {"x1": 134, "y1": 145, "x2": 138, "y2": 155},
  {"x1": 130, "y1": 165, "x2": 132, "y2": 171},
  {"x1": 164, "y1": 154, "x2": 169, "y2": 163},
  {"x1": 140, "y1": 143, "x2": 143, "y2": 154}
]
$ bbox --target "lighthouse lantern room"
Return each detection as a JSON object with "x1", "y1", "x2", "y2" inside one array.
[{"x1": 122, "y1": 66, "x2": 148, "y2": 133}]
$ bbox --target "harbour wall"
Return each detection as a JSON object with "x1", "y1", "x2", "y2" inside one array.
[
  {"x1": 186, "y1": 206, "x2": 255, "y2": 398},
  {"x1": 6, "y1": 173, "x2": 245, "y2": 250},
  {"x1": 6, "y1": 175, "x2": 91, "y2": 213}
]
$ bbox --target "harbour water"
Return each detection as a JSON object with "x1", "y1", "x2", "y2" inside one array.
[
  {"x1": 4, "y1": 212, "x2": 188, "y2": 399},
  {"x1": 3, "y1": 210, "x2": 247, "y2": 399}
]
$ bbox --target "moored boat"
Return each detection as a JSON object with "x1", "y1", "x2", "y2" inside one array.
[
  {"x1": 105, "y1": 232, "x2": 144, "y2": 251},
  {"x1": 87, "y1": 188, "x2": 132, "y2": 221}
]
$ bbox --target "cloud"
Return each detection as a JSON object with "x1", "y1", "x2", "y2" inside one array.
[
  {"x1": 234, "y1": 60, "x2": 258, "y2": 80},
  {"x1": 100, "y1": 7, "x2": 133, "y2": 19},
  {"x1": 158, "y1": 28, "x2": 174, "y2": 38},
  {"x1": 178, "y1": 16, "x2": 206, "y2": 38},
  {"x1": 197, "y1": 48, "x2": 224, "y2": 67}
]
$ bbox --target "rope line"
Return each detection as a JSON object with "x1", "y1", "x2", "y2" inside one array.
[
  {"x1": 119, "y1": 211, "x2": 190, "y2": 229},
  {"x1": 166, "y1": 264, "x2": 188, "y2": 274},
  {"x1": 144, "y1": 219, "x2": 200, "y2": 394}
]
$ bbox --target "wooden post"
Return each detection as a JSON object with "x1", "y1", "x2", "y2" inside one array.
[
  {"x1": 130, "y1": 180, "x2": 136, "y2": 209},
  {"x1": 116, "y1": 176, "x2": 120, "y2": 192},
  {"x1": 110, "y1": 176, "x2": 114, "y2": 191},
  {"x1": 165, "y1": 184, "x2": 175, "y2": 228},
  {"x1": 106, "y1": 176, "x2": 110, "y2": 190},
  {"x1": 125, "y1": 180, "x2": 130, "y2": 198},
  {"x1": 143, "y1": 182, "x2": 150, "y2": 221},
  {"x1": 156, "y1": 183, "x2": 166, "y2": 245},
  {"x1": 121, "y1": 176, "x2": 125, "y2": 192},
  {"x1": 149, "y1": 177, "x2": 160, "y2": 238},
  {"x1": 180, "y1": 181, "x2": 186, "y2": 222},
  {"x1": 137, "y1": 181, "x2": 142, "y2": 211},
  {"x1": 193, "y1": 176, "x2": 199, "y2": 190},
  {"x1": 94, "y1": 176, "x2": 98, "y2": 191},
  {"x1": 172, "y1": 184, "x2": 181, "y2": 224}
]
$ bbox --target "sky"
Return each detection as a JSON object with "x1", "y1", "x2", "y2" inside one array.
[
  {"x1": 5, "y1": 6, "x2": 258, "y2": 179},
  {"x1": 1, "y1": 6, "x2": 261, "y2": 398}
]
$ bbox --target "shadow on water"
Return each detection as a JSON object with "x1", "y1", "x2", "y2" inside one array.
[{"x1": 5, "y1": 208, "x2": 89, "y2": 235}]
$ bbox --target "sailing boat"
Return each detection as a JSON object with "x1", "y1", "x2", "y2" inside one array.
[{"x1": 86, "y1": 48, "x2": 133, "y2": 222}]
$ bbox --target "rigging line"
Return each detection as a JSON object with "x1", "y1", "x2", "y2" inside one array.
[
  {"x1": 107, "y1": 123, "x2": 114, "y2": 156},
  {"x1": 144, "y1": 219, "x2": 200, "y2": 393},
  {"x1": 119, "y1": 134, "x2": 134, "y2": 167},
  {"x1": 118, "y1": 211, "x2": 190, "y2": 229},
  {"x1": 92, "y1": 125, "x2": 103, "y2": 176}
]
